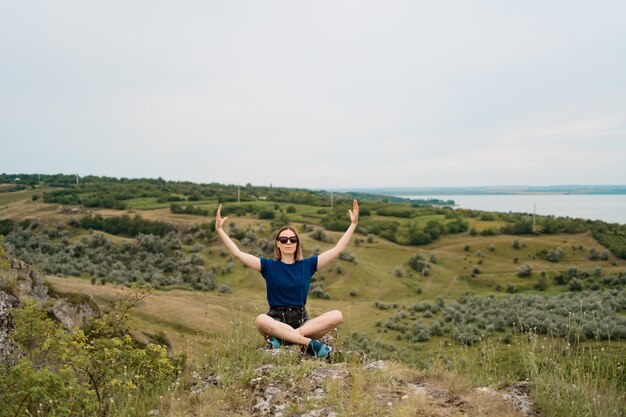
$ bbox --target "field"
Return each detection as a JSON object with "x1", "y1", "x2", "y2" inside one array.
[{"x1": 2, "y1": 183, "x2": 626, "y2": 417}]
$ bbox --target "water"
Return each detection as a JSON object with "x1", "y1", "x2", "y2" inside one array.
[{"x1": 396, "y1": 194, "x2": 626, "y2": 225}]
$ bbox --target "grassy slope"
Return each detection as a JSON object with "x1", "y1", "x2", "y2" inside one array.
[
  {"x1": 17, "y1": 192, "x2": 621, "y2": 359},
  {"x1": 4, "y1": 190, "x2": 626, "y2": 416}
]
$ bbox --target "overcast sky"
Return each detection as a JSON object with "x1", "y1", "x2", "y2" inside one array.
[{"x1": 1, "y1": 1, "x2": 625, "y2": 190}]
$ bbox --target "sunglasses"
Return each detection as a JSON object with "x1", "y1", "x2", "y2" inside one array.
[{"x1": 276, "y1": 236, "x2": 299, "y2": 244}]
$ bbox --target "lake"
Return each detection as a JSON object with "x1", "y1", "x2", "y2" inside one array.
[{"x1": 395, "y1": 194, "x2": 626, "y2": 225}]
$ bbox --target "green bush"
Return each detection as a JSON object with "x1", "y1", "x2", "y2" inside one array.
[
  {"x1": 258, "y1": 208, "x2": 276, "y2": 220},
  {"x1": 518, "y1": 264, "x2": 533, "y2": 278},
  {"x1": 0, "y1": 287, "x2": 178, "y2": 417},
  {"x1": 408, "y1": 253, "x2": 427, "y2": 272}
]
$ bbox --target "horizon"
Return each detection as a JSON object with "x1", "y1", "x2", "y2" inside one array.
[{"x1": 3, "y1": 172, "x2": 626, "y2": 194}]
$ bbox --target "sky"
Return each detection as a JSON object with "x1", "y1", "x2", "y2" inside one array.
[{"x1": 1, "y1": 1, "x2": 625, "y2": 190}]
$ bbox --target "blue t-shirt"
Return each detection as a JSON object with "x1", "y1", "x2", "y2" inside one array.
[{"x1": 260, "y1": 256, "x2": 318, "y2": 307}]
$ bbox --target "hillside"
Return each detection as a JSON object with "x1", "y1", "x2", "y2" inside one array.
[{"x1": 1, "y1": 176, "x2": 626, "y2": 416}]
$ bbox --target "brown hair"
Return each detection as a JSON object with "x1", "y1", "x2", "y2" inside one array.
[{"x1": 273, "y1": 226, "x2": 303, "y2": 261}]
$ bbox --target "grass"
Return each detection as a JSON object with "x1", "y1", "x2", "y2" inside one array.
[
  {"x1": 5, "y1": 189, "x2": 626, "y2": 416},
  {"x1": 46, "y1": 273, "x2": 626, "y2": 416},
  {"x1": 105, "y1": 313, "x2": 531, "y2": 417},
  {"x1": 0, "y1": 188, "x2": 36, "y2": 206}
]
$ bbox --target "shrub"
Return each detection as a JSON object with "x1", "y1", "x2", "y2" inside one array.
[
  {"x1": 258, "y1": 208, "x2": 276, "y2": 220},
  {"x1": 311, "y1": 229, "x2": 328, "y2": 242},
  {"x1": 568, "y1": 278, "x2": 583, "y2": 291},
  {"x1": 408, "y1": 253, "x2": 427, "y2": 272},
  {"x1": 394, "y1": 266, "x2": 406, "y2": 277},
  {"x1": 518, "y1": 264, "x2": 533, "y2": 278},
  {"x1": 537, "y1": 247, "x2": 565, "y2": 262},
  {"x1": 218, "y1": 283, "x2": 233, "y2": 294},
  {"x1": 0, "y1": 288, "x2": 178, "y2": 417},
  {"x1": 374, "y1": 301, "x2": 390, "y2": 310},
  {"x1": 339, "y1": 251, "x2": 357, "y2": 263},
  {"x1": 534, "y1": 276, "x2": 547, "y2": 291}
]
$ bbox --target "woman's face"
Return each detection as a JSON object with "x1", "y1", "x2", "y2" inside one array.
[{"x1": 277, "y1": 229, "x2": 298, "y2": 256}]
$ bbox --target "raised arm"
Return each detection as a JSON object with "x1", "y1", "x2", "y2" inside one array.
[
  {"x1": 215, "y1": 204, "x2": 262, "y2": 271},
  {"x1": 317, "y1": 199, "x2": 359, "y2": 269}
]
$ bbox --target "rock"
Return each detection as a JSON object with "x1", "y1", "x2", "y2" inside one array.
[
  {"x1": 292, "y1": 408, "x2": 337, "y2": 417},
  {"x1": 189, "y1": 371, "x2": 223, "y2": 394},
  {"x1": 9, "y1": 257, "x2": 49, "y2": 302},
  {"x1": 0, "y1": 291, "x2": 20, "y2": 363},
  {"x1": 50, "y1": 297, "x2": 99, "y2": 329},
  {"x1": 364, "y1": 359, "x2": 387, "y2": 370},
  {"x1": 475, "y1": 381, "x2": 539, "y2": 416}
]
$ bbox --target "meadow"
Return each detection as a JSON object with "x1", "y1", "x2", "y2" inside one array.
[{"x1": 1, "y1": 175, "x2": 625, "y2": 416}]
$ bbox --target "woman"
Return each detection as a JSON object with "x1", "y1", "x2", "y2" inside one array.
[{"x1": 215, "y1": 199, "x2": 359, "y2": 357}]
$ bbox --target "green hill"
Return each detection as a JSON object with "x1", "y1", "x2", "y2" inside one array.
[{"x1": 1, "y1": 175, "x2": 625, "y2": 416}]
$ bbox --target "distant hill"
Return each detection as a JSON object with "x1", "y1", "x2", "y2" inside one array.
[{"x1": 348, "y1": 185, "x2": 626, "y2": 196}]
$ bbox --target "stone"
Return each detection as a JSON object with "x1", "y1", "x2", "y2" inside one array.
[{"x1": 0, "y1": 291, "x2": 20, "y2": 363}]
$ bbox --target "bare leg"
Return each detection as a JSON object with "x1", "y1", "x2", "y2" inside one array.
[
  {"x1": 255, "y1": 314, "x2": 311, "y2": 346},
  {"x1": 297, "y1": 310, "x2": 343, "y2": 340}
]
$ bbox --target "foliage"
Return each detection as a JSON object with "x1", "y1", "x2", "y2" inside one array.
[
  {"x1": 170, "y1": 204, "x2": 209, "y2": 216},
  {"x1": 517, "y1": 264, "x2": 533, "y2": 278},
  {"x1": 0, "y1": 219, "x2": 15, "y2": 236},
  {"x1": 407, "y1": 253, "x2": 427, "y2": 273},
  {"x1": 591, "y1": 222, "x2": 626, "y2": 259},
  {"x1": 80, "y1": 214, "x2": 175, "y2": 238},
  {"x1": 536, "y1": 247, "x2": 565, "y2": 262},
  {"x1": 0, "y1": 286, "x2": 179, "y2": 417},
  {"x1": 311, "y1": 228, "x2": 329, "y2": 242},
  {"x1": 320, "y1": 210, "x2": 351, "y2": 231},
  {"x1": 3, "y1": 228, "x2": 216, "y2": 291},
  {"x1": 258, "y1": 208, "x2": 276, "y2": 220},
  {"x1": 338, "y1": 251, "x2": 357, "y2": 264},
  {"x1": 384, "y1": 289, "x2": 626, "y2": 346},
  {"x1": 309, "y1": 274, "x2": 330, "y2": 299},
  {"x1": 501, "y1": 217, "x2": 534, "y2": 235}
]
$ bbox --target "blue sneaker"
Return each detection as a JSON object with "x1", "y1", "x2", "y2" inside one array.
[
  {"x1": 267, "y1": 337, "x2": 281, "y2": 349},
  {"x1": 306, "y1": 339, "x2": 332, "y2": 358}
]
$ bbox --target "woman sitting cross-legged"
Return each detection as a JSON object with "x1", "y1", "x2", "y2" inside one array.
[{"x1": 215, "y1": 199, "x2": 359, "y2": 357}]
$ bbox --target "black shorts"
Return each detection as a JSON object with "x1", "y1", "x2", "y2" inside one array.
[{"x1": 268, "y1": 306, "x2": 309, "y2": 329}]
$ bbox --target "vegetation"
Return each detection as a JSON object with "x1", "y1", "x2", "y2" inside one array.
[
  {"x1": 3, "y1": 227, "x2": 217, "y2": 290},
  {"x1": 0, "y1": 286, "x2": 181, "y2": 417},
  {"x1": 2, "y1": 173, "x2": 626, "y2": 416}
]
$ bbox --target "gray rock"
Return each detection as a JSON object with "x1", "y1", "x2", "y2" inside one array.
[
  {"x1": 50, "y1": 297, "x2": 99, "y2": 329},
  {"x1": 0, "y1": 291, "x2": 20, "y2": 364}
]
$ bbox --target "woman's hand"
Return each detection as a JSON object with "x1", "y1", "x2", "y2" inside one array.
[
  {"x1": 214, "y1": 204, "x2": 261, "y2": 271},
  {"x1": 348, "y1": 199, "x2": 359, "y2": 224},
  {"x1": 215, "y1": 204, "x2": 228, "y2": 231},
  {"x1": 318, "y1": 199, "x2": 359, "y2": 269}
]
